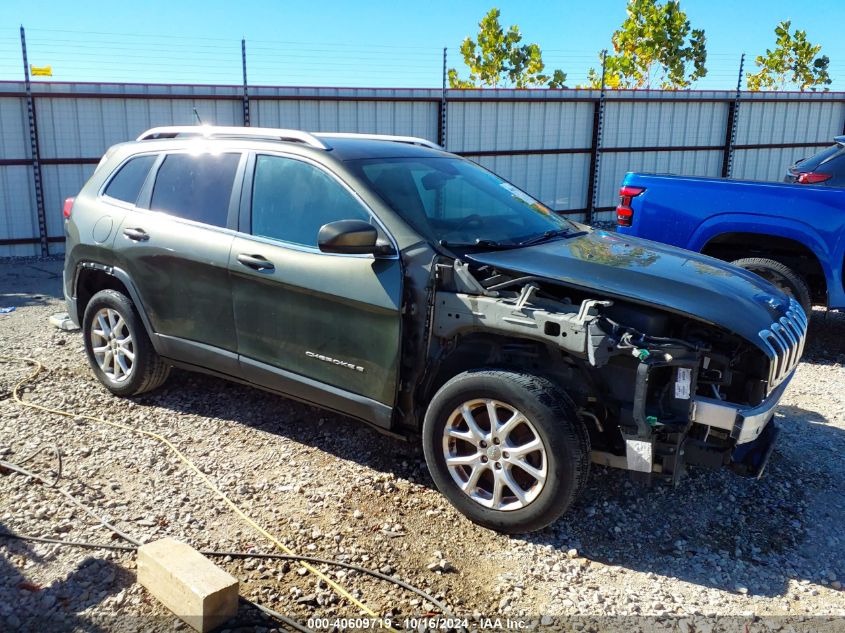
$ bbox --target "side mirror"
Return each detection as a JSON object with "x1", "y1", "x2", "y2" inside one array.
[{"x1": 318, "y1": 219, "x2": 390, "y2": 255}]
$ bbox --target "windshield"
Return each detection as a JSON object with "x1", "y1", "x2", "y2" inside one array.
[{"x1": 348, "y1": 156, "x2": 577, "y2": 247}]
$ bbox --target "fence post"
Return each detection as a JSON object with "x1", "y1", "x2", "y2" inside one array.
[
  {"x1": 20, "y1": 25, "x2": 48, "y2": 257},
  {"x1": 241, "y1": 38, "x2": 250, "y2": 127},
  {"x1": 439, "y1": 47, "x2": 447, "y2": 149},
  {"x1": 721, "y1": 53, "x2": 745, "y2": 178},
  {"x1": 587, "y1": 50, "x2": 607, "y2": 225}
]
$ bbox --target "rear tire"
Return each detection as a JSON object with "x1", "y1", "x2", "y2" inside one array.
[
  {"x1": 82, "y1": 289, "x2": 170, "y2": 397},
  {"x1": 422, "y1": 369, "x2": 590, "y2": 534},
  {"x1": 731, "y1": 257, "x2": 812, "y2": 317}
]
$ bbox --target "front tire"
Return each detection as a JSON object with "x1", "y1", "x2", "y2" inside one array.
[
  {"x1": 422, "y1": 369, "x2": 590, "y2": 534},
  {"x1": 82, "y1": 289, "x2": 170, "y2": 397}
]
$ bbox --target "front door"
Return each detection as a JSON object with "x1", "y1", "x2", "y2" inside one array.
[{"x1": 229, "y1": 153, "x2": 402, "y2": 422}]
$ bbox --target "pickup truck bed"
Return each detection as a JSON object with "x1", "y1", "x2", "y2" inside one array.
[{"x1": 615, "y1": 173, "x2": 845, "y2": 310}]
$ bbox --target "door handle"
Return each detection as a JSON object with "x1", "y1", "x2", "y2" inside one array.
[
  {"x1": 237, "y1": 253, "x2": 275, "y2": 271},
  {"x1": 123, "y1": 227, "x2": 149, "y2": 242}
]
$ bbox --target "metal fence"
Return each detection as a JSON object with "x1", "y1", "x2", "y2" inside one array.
[{"x1": 1, "y1": 80, "x2": 844, "y2": 257}]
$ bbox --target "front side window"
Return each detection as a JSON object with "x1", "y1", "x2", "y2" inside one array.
[
  {"x1": 103, "y1": 154, "x2": 157, "y2": 204},
  {"x1": 348, "y1": 156, "x2": 576, "y2": 247},
  {"x1": 150, "y1": 153, "x2": 241, "y2": 227},
  {"x1": 251, "y1": 154, "x2": 371, "y2": 247}
]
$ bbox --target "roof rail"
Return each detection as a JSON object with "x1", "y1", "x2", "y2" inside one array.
[
  {"x1": 136, "y1": 126, "x2": 328, "y2": 149},
  {"x1": 313, "y1": 132, "x2": 442, "y2": 150}
]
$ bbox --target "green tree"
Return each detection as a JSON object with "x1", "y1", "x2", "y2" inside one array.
[
  {"x1": 448, "y1": 8, "x2": 567, "y2": 89},
  {"x1": 588, "y1": 0, "x2": 707, "y2": 89},
  {"x1": 746, "y1": 21, "x2": 831, "y2": 91}
]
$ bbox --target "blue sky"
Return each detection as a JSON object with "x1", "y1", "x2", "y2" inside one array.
[{"x1": 1, "y1": 0, "x2": 843, "y2": 90}]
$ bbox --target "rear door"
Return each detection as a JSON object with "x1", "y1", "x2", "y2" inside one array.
[
  {"x1": 112, "y1": 150, "x2": 246, "y2": 373},
  {"x1": 97, "y1": 153, "x2": 159, "y2": 239},
  {"x1": 229, "y1": 152, "x2": 403, "y2": 425}
]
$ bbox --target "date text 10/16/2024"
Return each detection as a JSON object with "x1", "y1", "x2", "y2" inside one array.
[{"x1": 306, "y1": 617, "x2": 528, "y2": 630}]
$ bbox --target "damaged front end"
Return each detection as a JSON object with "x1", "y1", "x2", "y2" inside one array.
[{"x1": 428, "y1": 259, "x2": 808, "y2": 485}]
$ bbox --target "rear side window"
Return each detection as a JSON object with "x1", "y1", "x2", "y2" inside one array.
[
  {"x1": 831, "y1": 156, "x2": 845, "y2": 181},
  {"x1": 797, "y1": 143, "x2": 845, "y2": 171},
  {"x1": 103, "y1": 155, "x2": 156, "y2": 204},
  {"x1": 251, "y1": 155, "x2": 370, "y2": 247},
  {"x1": 150, "y1": 153, "x2": 241, "y2": 227}
]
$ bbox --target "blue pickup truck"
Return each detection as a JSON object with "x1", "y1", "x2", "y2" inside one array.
[{"x1": 615, "y1": 174, "x2": 845, "y2": 315}]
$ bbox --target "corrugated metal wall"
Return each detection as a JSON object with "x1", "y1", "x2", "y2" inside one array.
[
  {"x1": 732, "y1": 98, "x2": 845, "y2": 181},
  {"x1": 1, "y1": 81, "x2": 844, "y2": 256}
]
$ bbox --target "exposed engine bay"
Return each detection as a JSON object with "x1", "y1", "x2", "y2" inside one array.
[{"x1": 422, "y1": 259, "x2": 794, "y2": 484}]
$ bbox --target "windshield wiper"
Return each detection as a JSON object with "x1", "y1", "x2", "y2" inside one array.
[{"x1": 517, "y1": 229, "x2": 575, "y2": 247}]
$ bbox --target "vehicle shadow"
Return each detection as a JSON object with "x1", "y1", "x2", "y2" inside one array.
[
  {"x1": 0, "y1": 525, "x2": 128, "y2": 632},
  {"x1": 0, "y1": 522, "x2": 285, "y2": 630},
  {"x1": 800, "y1": 307, "x2": 845, "y2": 365},
  {"x1": 139, "y1": 366, "x2": 844, "y2": 601},
  {"x1": 521, "y1": 401, "x2": 845, "y2": 599}
]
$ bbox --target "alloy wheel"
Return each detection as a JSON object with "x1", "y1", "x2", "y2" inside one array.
[
  {"x1": 442, "y1": 398, "x2": 548, "y2": 511},
  {"x1": 90, "y1": 307, "x2": 135, "y2": 383}
]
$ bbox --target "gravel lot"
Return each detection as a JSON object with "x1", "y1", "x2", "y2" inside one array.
[{"x1": 1, "y1": 256, "x2": 844, "y2": 632}]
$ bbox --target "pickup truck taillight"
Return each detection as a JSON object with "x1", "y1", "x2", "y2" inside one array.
[
  {"x1": 616, "y1": 186, "x2": 645, "y2": 227},
  {"x1": 796, "y1": 172, "x2": 831, "y2": 184},
  {"x1": 63, "y1": 197, "x2": 75, "y2": 219}
]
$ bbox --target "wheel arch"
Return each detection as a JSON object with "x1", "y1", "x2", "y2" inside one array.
[
  {"x1": 700, "y1": 231, "x2": 828, "y2": 304},
  {"x1": 73, "y1": 263, "x2": 158, "y2": 347},
  {"x1": 418, "y1": 332, "x2": 591, "y2": 427}
]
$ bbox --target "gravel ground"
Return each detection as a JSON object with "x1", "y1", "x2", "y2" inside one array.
[{"x1": 1, "y1": 256, "x2": 844, "y2": 633}]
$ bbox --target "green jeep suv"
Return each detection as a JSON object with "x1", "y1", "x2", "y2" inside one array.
[{"x1": 63, "y1": 126, "x2": 806, "y2": 533}]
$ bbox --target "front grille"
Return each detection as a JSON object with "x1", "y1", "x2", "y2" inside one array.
[{"x1": 758, "y1": 298, "x2": 808, "y2": 392}]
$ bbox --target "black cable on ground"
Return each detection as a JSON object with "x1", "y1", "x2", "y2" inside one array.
[
  {"x1": 0, "y1": 448, "x2": 462, "y2": 623},
  {"x1": 0, "y1": 530, "x2": 135, "y2": 551},
  {"x1": 0, "y1": 526, "x2": 313, "y2": 633},
  {"x1": 0, "y1": 356, "x2": 402, "y2": 627},
  {"x1": 0, "y1": 458, "x2": 142, "y2": 546},
  {"x1": 0, "y1": 355, "x2": 466, "y2": 632},
  {"x1": 3, "y1": 442, "x2": 62, "y2": 485},
  {"x1": 0, "y1": 529, "x2": 457, "y2": 621},
  {"x1": 239, "y1": 597, "x2": 312, "y2": 633}
]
